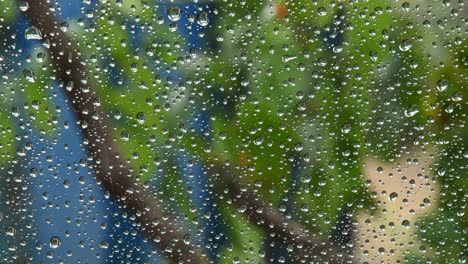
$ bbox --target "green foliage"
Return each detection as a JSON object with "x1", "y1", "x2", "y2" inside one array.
[{"x1": 1, "y1": 0, "x2": 466, "y2": 263}]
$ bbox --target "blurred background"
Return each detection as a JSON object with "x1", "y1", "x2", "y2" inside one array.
[{"x1": 0, "y1": 0, "x2": 466, "y2": 263}]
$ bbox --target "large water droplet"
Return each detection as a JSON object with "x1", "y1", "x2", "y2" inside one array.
[
  {"x1": 136, "y1": 112, "x2": 146, "y2": 124},
  {"x1": 25, "y1": 26, "x2": 42, "y2": 40},
  {"x1": 399, "y1": 39, "x2": 413, "y2": 51},
  {"x1": 49, "y1": 236, "x2": 62, "y2": 249},
  {"x1": 183, "y1": 235, "x2": 191, "y2": 245},
  {"x1": 404, "y1": 105, "x2": 419, "y2": 117},
  {"x1": 436, "y1": 79, "x2": 448, "y2": 92},
  {"x1": 121, "y1": 131, "x2": 130, "y2": 141},
  {"x1": 197, "y1": 11, "x2": 209, "y2": 26},
  {"x1": 389, "y1": 192, "x2": 398, "y2": 201},
  {"x1": 369, "y1": 50, "x2": 378, "y2": 61},
  {"x1": 402, "y1": 219, "x2": 410, "y2": 228},
  {"x1": 341, "y1": 123, "x2": 351, "y2": 134},
  {"x1": 19, "y1": 1, "x2": 29, "y2": 12},
  {"x1": 6, "y1": 227, "x2": 16, "y2": 236},
  {"x1": 60, "y1": 21, "x2": 69, "y2": 32},
  {"x1": 167, "y1": 6, "x2": 182, "y2": 22},
  {"x1": 317, "y1": 7, "x2": 327, "y2": 16},
  {"x1": 23, "y1": 68, "x2": 36, "y2": 83}
]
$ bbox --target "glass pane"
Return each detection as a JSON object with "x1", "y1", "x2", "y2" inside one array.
[{"x1": 1, "y1": 0, "x2": 466, "y2": 263}]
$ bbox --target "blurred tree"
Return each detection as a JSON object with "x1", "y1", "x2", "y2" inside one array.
[{"x1": 0, "y1": 0, "x2": 466, "y2": 263}]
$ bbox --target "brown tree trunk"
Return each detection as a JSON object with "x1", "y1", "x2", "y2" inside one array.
[{"x1": 21, "y1": 1, "x2": 207, "y2": 263}]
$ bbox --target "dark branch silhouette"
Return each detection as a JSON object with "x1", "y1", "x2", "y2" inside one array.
[
  {"x1": 208, "y1": 162, "x2": 354, "y2": 263},
  {"x1": 21, "y1": 1, "x2": 207, "y2": 263},
  {"x1": 21, "y1": 0, "x2": 354, "y2": 263}
]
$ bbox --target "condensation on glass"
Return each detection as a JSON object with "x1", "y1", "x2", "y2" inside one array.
[{"x1": 0, "y1": 0, "x2": 466, "y2": 263}]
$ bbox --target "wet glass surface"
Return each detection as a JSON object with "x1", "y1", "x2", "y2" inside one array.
[{"x1": 0, "y1": 0, "x2": 466, "y2": 263}]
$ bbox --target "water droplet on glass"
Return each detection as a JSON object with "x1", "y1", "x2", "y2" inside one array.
[
  {"x1": 19, "y1": 1, "x2": 29, "y2": 11},
  {"x1": 317, "y1": 7, "x2": 327, "y2": 16},
  {"x1": 131, "y1": 63, "x2": 139, "y2": 73},
  {"x1": 377, "y1": 167, "x2": 384, "y2": 173},
  {"x1": 451, "y1": 91, "x2": 462, "y2": 101},
  {"x1": 60, "y1": 21, "x2": 69, "y2": 32},
  {"x1": 25, "y1": 26, "x2": 42, "y2": 40},
  {"x1": 66, "y1": 81, "x2": 74, "y2": 91},
  {"x1": 295, "y1": 143, "x2": 303, "y2": 151},
  {"x1": 23, "y1": 68, "x2": 36, "y2": 83},
  {"x1": 404, "y1": 104, "x2": 419, "y2": 117},
  {"x1": 31, "y1": 100, "x2": 40, "y2": 110},
  {"x1": 378, "y1": 247, "x2": 386, "y2": 255},
  {"x1": 402, "y1": 220, "x2": 410, "y2": 228},
  {"x1": 114, "y1": 110, "x2": 122, "y2": 120},
  {"x1": 121, "y1": 131, "x2": 130, "y2": 141},
  {"x1": 436, "y1": 79, "x2": 448, "y2": 92},
  {"x1": 399, "y1": 39, "x2": 413, "y2": 51},
  {"x1": 237, "y1": 205, "x2": 247, "y2": 213},
  {"x1": 49, "y1": 236, "x2": 62, "y2": 249},
  {"x1": 100, "y1": 241, "x2": 109, "y2": 249},
  {"x1": 389, "y1": 192, "x2": 398, "y2": 201},
  {"x1": 219, "y1": 131, "x2": 226, "y2": 140},
  {"x1": 136, "y1": 112, "x2": 146, "y2": 124},
  {"x1": 11, "y1": 106, "x2": 20, "y2": 117},
  {"x1": 341, "y1": 123, "x2": 351, "y2": 134},
  {"x1": 183, "y1": 235, "x2": 191, "y2": 245},
  {"x1": 254, "y1": 136, "x2": 263, "y2": 145},
  {"x1": 197, "y1": 11, "x2": 209, "y2": 26},
  {"x1": 282, "y1": 55, "x2": 297, "y2": 62},
  {"x1": 167, "y1": 6, "x2": 182, "y2": 22},
  {"x1": 6, "y1": 227, "x2": 16, "y2": 236},
  {"x1": 36, "y1": 52, "x2": 46, "y2": 63},
  {"x1": 369, "y1": 50, "x2": 378, "y2": 61}
]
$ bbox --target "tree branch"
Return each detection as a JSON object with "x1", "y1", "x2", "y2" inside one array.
[
  {"x1": 208, "y1": 162, "x2": 354, "y2": 264},
  {"x1": 21, "y1": 1, "x2": 355, "y2": 263},
  {"x1": 21, "y1": 1, "x2": 207, "y2": 263}
]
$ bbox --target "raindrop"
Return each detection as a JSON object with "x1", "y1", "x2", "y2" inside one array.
[
  {"x1": 167, "y1": 6, "x2": 182, "y2": 22},
  {"x1": 60, "y1": 21, "x2": 69, "y2": 32},
  {"x1": 49, "y1": 236, "x2": 62, "y2": 249},
  {"x1": 66, "y1": 81, "x2": 74, "y2": 91},
  {"x1": 254, "y1": 136, "x2": 263, "y2": 145},
  {"x1": 136, "y1": 112, "x2": 146, "y2": 124},
  {"x1": 131, "y1": 63, "x2": 139, "y2": 73},
  {"x1": 378, "y1": 247, "x2": 386, "y2": 255},
  {"x1": 404, "y1": 105, "x2": 419, "y2": 117},
  {"x1": 114, "y1": 110, "x2": 122, "y2": 120},
  {"x1": 23, "y1": 68, "x2": 36, "y2": 83},
  {"x1": 219, "y1": 131, "x2": 226, "y2": 140},
  {"x1": 389, "y1": 192, "x2": 398, "y2": 201},
  {"x1": 451, "y1": 91, "x2": 462, "y2": 101},
  {"x1": 317, "y1": 7, "x2": 327, "y2": 16},
  {"x1": 19, "y1": 1, "x2": 29, "y2": 12},
  {"x1": 25, "y1": 26, "x2": 42, "y2": 40},
  {"x1": 402, "y1": 220, "x2": 410, "y2": 228},
  {"x1": 183, "y1": 235, "x2": 191, "y2": 245},
  {"x1": 100, "y1": 241, "x2": 109, "y2": 249},
  {"x1": 341, "y1": 123, "x2": 351, "y2": 134},
  {"x1": 31, "y1": 100, "x2": 40, "y2": 110},
  {"x1": 436, "y1": 79, "x2": 448, "y2": 92},
  {"x1": 369, "y1": 50, "x2": 378, "y2": 61},
  {"x1": 11, "y1": 106, "x2": 20, "y2": 117},
  {"x1": 197, "y1": 12, "x2": 209, "y2": 26},
  {"x1": 121, "y1": 131, "x2": 130, "y2": 141},
  {"x1": 295, "y1": 143, "x2": 303, "y2": 151},
  {"x1": 399, "y1": 39, "x2": 413, "y2": 51},
  {"x1": 36, "y1": 52, "x2": 46, "y2": 63},
  {"x1": 5, "y1": 227, "x2": 16, "y2": 236}
]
